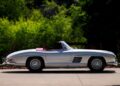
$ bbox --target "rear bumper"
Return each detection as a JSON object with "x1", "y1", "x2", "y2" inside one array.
[{"x1": 3, "y1": 61, "x2": 25, "y2": 66}]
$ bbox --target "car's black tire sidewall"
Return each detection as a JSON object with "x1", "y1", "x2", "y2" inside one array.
[
  {"x1": 26, "y1": 57, "x2": 44, "y2": 72},
  {"x1": 88, "y1": 57, "x2": 106, "y2": 72}
]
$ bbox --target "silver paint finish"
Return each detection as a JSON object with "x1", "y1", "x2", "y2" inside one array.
[{"x1": 6, "y1": 41, "x2": 117, "y2": 68}]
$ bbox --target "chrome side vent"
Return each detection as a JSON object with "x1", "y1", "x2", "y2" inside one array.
[{"x1": 72, "y1": 57, "x2": 82, "y2": 63}]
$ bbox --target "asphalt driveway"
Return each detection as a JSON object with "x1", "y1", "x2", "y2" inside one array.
[{"x1": 0, "y1": 68, "x2": 120, "y2": 86}]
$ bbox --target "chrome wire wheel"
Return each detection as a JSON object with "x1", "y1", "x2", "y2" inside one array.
[
  {"x1": 26, "y1": 57, "x2": 44, "y2": 72},
  {"x1": 30, "y1": 59, "x2": 41, "y2": 70},
  {"x1": 88, "y1": 57, "x2": 106, "y2": 72},
  {"x1": 91, "y1": 58, "x2": 103, "y2": 70}
]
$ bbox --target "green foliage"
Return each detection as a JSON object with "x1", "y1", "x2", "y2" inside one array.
[
  {"x1": 42, "y1": 0, "x2": 59, "y2": 18},
  {"x1": 0, "y1": 18, "x2": 13, "y2": 52},
  {"x1": 69, "y1": 5, "x2": 87, "y2": 43},
  {"x1": 0, "y1": 0, "x2": 27, "y2": 20},
  {"x1": 0, "y1": 0, "x2": 87, "y2": 59}
]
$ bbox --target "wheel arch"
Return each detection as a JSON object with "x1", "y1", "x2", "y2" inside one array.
[
  {"x1": 87, "y1": 56, "x2": 107, "y2": 67},
  {"x1": 26, "y1": 56, "x2": 45, "y2": 68}
]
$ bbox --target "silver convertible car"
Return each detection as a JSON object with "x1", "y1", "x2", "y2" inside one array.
[{"x1": 5, "y1": 41, "x2": 117, "y2": 72}]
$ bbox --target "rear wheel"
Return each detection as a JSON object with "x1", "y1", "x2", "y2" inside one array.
[
  {"x1": 26, "y1": 57, "x2": 44, "y2": 72},
  {"x1": 88, "y1": 57, "x2": 106, "y2": 72}
]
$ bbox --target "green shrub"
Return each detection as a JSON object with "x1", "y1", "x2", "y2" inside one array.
[
  {"x1": 0, "y1": 3, "x2": 87, "y2": 57},
  {"x1": 0, "y1": 0, "x2": 27, "y2": 20},
  {"x1": 0, "y1": 18, "x2": 13, "y2": 52}
]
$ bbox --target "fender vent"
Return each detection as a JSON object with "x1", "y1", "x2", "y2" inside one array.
[{"x1": 72, "y1": 57, "x2": 82, "y2": 63}]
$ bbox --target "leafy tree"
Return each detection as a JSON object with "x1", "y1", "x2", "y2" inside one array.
[
  {"x1": 0, "y1": 0, "x2": 28, "y2": 20},
  {"x1": 0, "y1": 0, "x2": 87, "y2": 63},
  {"x1": 0, "y1": 18, "x2": 13, "y2": 55},
  {"x1": 69, "y1": 5, "x2": 87, "y2": 43}
]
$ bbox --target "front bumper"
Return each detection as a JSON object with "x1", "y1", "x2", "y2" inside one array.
[{"x1": 107, "y1": 61, "x2": 118, "y2": 67}]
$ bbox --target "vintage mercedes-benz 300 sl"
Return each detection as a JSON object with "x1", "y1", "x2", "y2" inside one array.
[{"x1": 5, "y1": 41, "x2": 117, "y2": 72}]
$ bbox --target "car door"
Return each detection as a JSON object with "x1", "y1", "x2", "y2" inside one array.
[{"x1": 44, "y1": 49, "x2": 73, "y2": 67}]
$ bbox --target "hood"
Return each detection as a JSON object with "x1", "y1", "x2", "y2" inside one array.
[{"x1": 72, "y1": 49, "x2": 116, "y2": 56}]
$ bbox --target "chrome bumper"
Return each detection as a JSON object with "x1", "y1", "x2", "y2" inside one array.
[
  {"x1": 2, "y1": 61, "x2": 16, "y2": 66},
  {"x1": 3, "y1": 62, "x2": 25, "y2": 67},
  {"x1": 107, "y1": 61, "x2": 118, "y2": 66}
]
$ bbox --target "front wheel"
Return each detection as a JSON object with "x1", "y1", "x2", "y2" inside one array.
[
  {"x1": 88, "y1": 58, "x2": 106, "y2": 72},
  {"x1": 26, "y1": 57, "x2": 44, "y2": 72}
]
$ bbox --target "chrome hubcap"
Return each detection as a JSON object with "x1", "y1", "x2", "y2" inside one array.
[
  {"x1": 91, "y1": 59, "x2": 103, "y2": 69},
  {"x1": 30, "y1": 59, "x2": 41, "y2": 70}
]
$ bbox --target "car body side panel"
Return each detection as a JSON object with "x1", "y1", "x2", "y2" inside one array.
[
  {"x1": 5, "y1": 41, "x2": 117, "y2": 68},
  {"x1": 7, "y1": 50, "x2": 116, "y2": 67},
  {"x1": 43, "y1": 50, "x2": 93, "y2": 68},
  {"x1": 7, "y1": 51, "x2": 45, "y2": 66},
  {"x1": 43, "y1": 50, "x2": 74, "y2": 67}
]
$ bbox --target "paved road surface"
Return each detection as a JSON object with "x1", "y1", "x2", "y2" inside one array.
[{"x1": 0, "y1": 68, "x2": 120, "y2": 86}]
